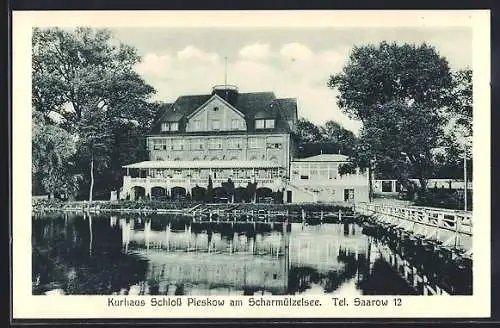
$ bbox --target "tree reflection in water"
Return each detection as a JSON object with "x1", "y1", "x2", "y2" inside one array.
[
  {"x1": 287, "y1": 243, "x2": 417, "y2": 295},
  {"x1": 32, "y1": 213, "x2": 421, "y2": 296},
  {"x1": 32, "y1": 213, "x2": 149, "y2": 295}
]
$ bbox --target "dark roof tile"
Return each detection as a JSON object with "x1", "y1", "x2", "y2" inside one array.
[
  {"x1": 276, "y1": 98, "x2": 298, "y2": 120},
  {"x1": 150, "y1": 89, "x2": 297, "y2": 134}
]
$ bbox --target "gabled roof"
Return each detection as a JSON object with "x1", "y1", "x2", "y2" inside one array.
[
  {"x1": 292, "y1": 154, "x2": 350, "y2": 162},
  {"x1": 187, "y1": 93, "x2": 246, "y2": 119},
  {"x1": 149, "y1": 88, "x2": 298, "y2": 134}
]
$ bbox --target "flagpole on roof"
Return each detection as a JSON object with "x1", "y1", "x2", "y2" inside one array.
[
  {"x1": 224, "y1": 56, "x2": 228, "y2": 100},
  {"x1": 224, "y1": 56, "x2": 228, "y2": 88}
]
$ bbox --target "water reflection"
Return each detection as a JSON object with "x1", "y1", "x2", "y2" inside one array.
[{"x1": 33, "y1": 212, "x2": 423, "y2": 296}]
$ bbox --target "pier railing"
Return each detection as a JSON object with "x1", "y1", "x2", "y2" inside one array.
[{"x1": 355, "y1": 202, "x2": 472, "y2": 255}]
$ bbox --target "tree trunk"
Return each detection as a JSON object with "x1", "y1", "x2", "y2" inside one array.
[
  {"x1": 368, "y1": 166, "x2": 373, "y2": 202},
  {"x1": 89, "y1": 154, "x2": 94, "y2": 203},
  {"x1": 418, "y1": 178, "x2": 427, "y2": 192}
]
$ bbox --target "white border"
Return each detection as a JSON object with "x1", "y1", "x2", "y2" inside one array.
[{"x1": 13, "y1": 10, "x2": 491, "y2": 319}]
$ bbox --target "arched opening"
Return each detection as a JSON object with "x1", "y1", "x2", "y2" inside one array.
[
  {"x1": 269, "y1": 156, "x2": 278, "y2": 163},
  {"x1": 193, "y1": 157, "x2": 200, "y2": 161},
  {"x1": 213, "y1": 187, "x2": 228, "y2": 203},
  {"x1": 249, "y1": 156, "x2": 257, "y2": 161},
  {"x1": 234, "y1": 187, "x2": 247, "y2": 203},
  {"x1": 132, "y1": 186, "x2": 146, "y2": 201},
  {"x1": 211, "y1": 156, "x2": 219, "y2": 161},
  {"x1": 191, "y1": 186, "x2": 206, "y2": 202},
  {"x1": 173, "y1": 157, "x2": 181, "y2": 161},
  {"x1": 171, "y1": 186, "x2": 187, "y2": 200},
  {"x1": 256, "y1": 187, "x2": 273, "y2": 203},
  {"x1": 151, "y1": 186, "x2": 166, "y2": 200}
]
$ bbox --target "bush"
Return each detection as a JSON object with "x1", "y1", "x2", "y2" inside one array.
[{"x1": 414, "y1": 188, "x2": 472, "y2": 210}]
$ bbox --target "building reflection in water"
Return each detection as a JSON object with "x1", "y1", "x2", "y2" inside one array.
[{"x1": 33, "y1": 212, "x2": 441, "y2": 296}]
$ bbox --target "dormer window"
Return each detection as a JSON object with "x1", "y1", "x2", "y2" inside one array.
[
  {"x1": 255, "y1": 119, "x2": 275, "y2": 129},
  {"x1": 161, "y1": 122, "x2": 179, "y2": 132}
]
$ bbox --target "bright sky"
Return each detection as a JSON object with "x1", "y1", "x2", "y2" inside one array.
[{"x1": 110, "y1": 27, "x2": 472, "y2": 134}]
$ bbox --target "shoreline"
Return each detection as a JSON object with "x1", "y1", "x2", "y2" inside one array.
[{"x1": 31, "y1": 199, "x2": 355, "y2": 212}]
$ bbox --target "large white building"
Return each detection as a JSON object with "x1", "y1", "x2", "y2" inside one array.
[{"x1": 121, "y1": 85, "x2": 369, "y2": 203}]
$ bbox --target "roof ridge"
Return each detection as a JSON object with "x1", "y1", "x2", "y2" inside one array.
[{"x1": 176, "y1": 94, "x2": 212, "y2": 98}]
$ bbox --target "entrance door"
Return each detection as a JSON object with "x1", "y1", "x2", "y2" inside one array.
[
  {"x1": 344, "y1": 189, "x2": 354, "y2": 201},
  {"x1": 286, "y1": 190, "x2": 292, "y2": 203}
]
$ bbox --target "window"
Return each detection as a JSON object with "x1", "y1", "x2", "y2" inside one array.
[
  {"x1": 228, "y1": 138, "x2": 242, "y2": 149},
  {"x1": 248, "y1": 137, "x2": 264, "y2": 149},
  {"x1": 212, "y1": 119, "x2": 220, "y2": 130},
  {"x1": 209, "y1": 138, "x2": 222, "y2": 150},
  {"x1": 267, "y1": 142, "x2": 282, "y2": 149},
  {"x1": 319, "y1": 166, "x2": 328, "y2": 178},
  {"x1": 255, "y1": 119, "x2": 275, "y2": 129},
  {"x1": 153, "y1": 139, "x2": 168, "y2": 150},
  {"x1": 161, "y1": 122, "x2": 179, "y2": 132},
  {"x1": 255, "y1": 119, "x2": 265, "y2": 129},
  {"x1": 213, "y1": 107, "x2": 219, "y2": 112},
  {"x1": 190, "y1": 139, "x2": 203, "y2": 150},
  {"x1": 231, "y1": 119, "x2": 240, "y2": 130},
  {"x1": 172, "y1": 139, "x2": 183, "y2": 150},
  {"x1": 328, "y1": 165, "x2": 338, "y2": 179},
  {"x1": 382, "y1": 181, "x2": 393, "y2": 192}
]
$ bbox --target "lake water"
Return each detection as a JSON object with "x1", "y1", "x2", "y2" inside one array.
[{"x1": 32, "y1": 212, "x2": 422, "y2": 296}]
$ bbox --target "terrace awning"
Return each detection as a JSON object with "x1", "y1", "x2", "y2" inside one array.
[{"x1": 122, "y1": 160, "x2": 281, "y2": 169}]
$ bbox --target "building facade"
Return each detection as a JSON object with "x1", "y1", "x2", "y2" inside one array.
[
  {"x1": 121, "y1": 85, "x2": 297, "y2": 201},
  {"x1": 286, "y1": 154, "x2": 369, "y2": 203},
  {"x1": 121, "y1": 85, "x2": 368, "y2": 203}
]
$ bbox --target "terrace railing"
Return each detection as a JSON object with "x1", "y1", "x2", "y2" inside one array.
[{"x1": 355, "y1": 202, "x2": 472, "y2": 255}]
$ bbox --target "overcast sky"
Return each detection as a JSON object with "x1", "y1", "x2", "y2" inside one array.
[{"x1": 110, "y1": 27, "x2": 472, "y2": 134}]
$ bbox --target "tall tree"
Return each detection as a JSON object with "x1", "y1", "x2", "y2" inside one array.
[
  {"x1": 328, "y1": 41, "x2": 453, "y2": 123},
  {"x1": 432, "y1": 68, "x2": 473, "y2": 182},
  {"x1": 320, "y1": 120, "x2": 357, "y2": 156},
  {"x1": 293, "y1": 118, "x2": 323, "y2": 144},
  {"x1": 293, "y1": 118, "x2": 358, "y2": 157},
  {"x1": 32, "y1": 27, "x2": 157, "y2": 198},
  {"x1": 447, "y1": 68, "x2": 472, "y2": 137},
  {"x1": 32, "y1": 110, "x2": 79, "y2": 198},
  {"x1": 77, "y1": 109, "x2": 113, "y2": 202},
  {"x1": 361, "y1": 101, "x2": 443, "y2": 190},
  {"x1": 328, "y1": 42, "x2": 454, "y2": 192}
]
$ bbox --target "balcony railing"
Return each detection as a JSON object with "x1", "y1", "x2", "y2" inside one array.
[{"x1": 124, "y1": 176, "x2": 280, "y2": 187}]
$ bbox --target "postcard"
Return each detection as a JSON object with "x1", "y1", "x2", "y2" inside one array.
[{"x1": 12, "y1": 9, "x2": 491, "y2": 319}]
